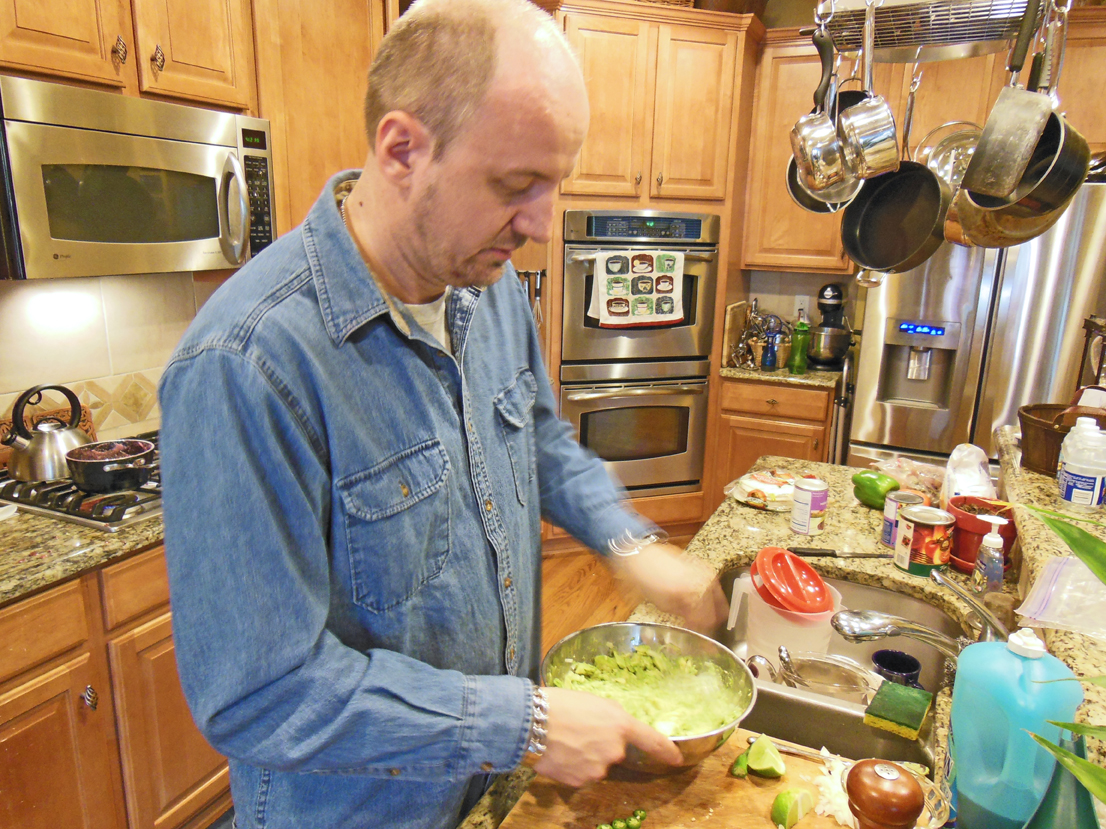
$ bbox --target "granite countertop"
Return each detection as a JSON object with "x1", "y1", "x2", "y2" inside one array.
[
  {"x1": 463, "y1": 438, "x2": 1106, "y2": 829},
  {"x1": 0, "y1": 509, "x2": 164, "y2": 609},
  {"x1": 720, "y1": 366, "x2": 841, "y2": 389}
]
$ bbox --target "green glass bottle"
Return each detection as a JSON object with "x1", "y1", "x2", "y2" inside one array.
[{"x1": 787, "y1": 310, "x2": 811, "y2": 375}]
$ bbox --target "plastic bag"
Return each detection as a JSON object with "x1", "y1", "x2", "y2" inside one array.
[
  {"x1": 872, "y1": 457, "x2": 945, "y2": 506},
  {"x1": 1016, "y1": 556, "x2": 1106, "y2": 643},
  {"x1": 939, "y1": 443, "x2": 996, "y2": 508}
]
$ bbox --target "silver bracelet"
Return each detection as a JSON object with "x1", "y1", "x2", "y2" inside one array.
[
  {"x1": 525, "y1": 687, "x2": 549, "y2": 760},
  {"x1": 607, "y1": 528, "x2": 669, "y2": 557}
]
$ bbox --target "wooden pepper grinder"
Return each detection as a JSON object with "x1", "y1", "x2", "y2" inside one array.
[{"x1": 845, "y1": 759, "x2": 926, "y2": 829}]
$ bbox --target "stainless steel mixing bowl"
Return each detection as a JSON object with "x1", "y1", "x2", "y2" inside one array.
[
  {"x1": 808, "y1": 326, "x2": 853, "y2": 363},
  {"x1": 540, "y1": 622, "x2": 757, "y2": 774}
]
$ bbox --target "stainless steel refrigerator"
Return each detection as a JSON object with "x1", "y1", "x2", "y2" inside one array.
[{"x1": 847, "y1": 178, "x2": 1106, "y2": 467}]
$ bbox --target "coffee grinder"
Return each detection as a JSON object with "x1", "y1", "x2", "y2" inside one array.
[{"x1": 807, "y1": 282, "x2": 852, "y2": 371}]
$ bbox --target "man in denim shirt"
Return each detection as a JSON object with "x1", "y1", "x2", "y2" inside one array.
[{"x1": 159, "y1": 1, "x2": 726, "y2": 826}]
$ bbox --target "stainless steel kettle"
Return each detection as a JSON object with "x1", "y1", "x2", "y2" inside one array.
[{"x1": 1, "y1": 384, "x2": 91, "y2": 481}]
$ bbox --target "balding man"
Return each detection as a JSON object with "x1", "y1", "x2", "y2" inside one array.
[{"x1": 159, "y1": 1, "x2": 726, "y2": 826}]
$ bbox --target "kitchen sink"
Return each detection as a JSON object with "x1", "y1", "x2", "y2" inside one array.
[{"x1": 713, "y1": 568, "x2": 967, "y2": 772}]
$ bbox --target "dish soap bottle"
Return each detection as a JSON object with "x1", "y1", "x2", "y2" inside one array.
[
  {"x1": 760, "y1": 334, "x2": 778, "y2": 372},
  {"x1": 951, "y1": 629, "x2": 1084, "y2": 829},
  {"x1": 787, "y1": 310, "x2": 811, "y2": 375},
  {"x1": 970, "y1": 515, "x2": 1006, "y2": 596}
]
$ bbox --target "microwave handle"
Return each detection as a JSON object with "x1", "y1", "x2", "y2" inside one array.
[
  {"x1": 218, "y1": 153, "x2": 250, "y2": 265},
  {"x1": 565, "y1": 385, "x2": 705, "y2": 402}
]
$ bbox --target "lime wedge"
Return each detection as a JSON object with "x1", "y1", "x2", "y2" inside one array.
[
  {"x1": 747, "y1": 735, "x2": 786, "y2": 778},
  {"x1": 770, "y1": 788, "x2": 813, "y2": 829},
  {"x1": 730, "y1": 746, "x2": 750, "y2": 778}
]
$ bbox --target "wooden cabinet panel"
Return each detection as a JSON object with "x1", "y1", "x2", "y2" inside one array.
[
  {"x1": 562, "y1": 13, "x2": 652, "y2": 197},
  {"x1": 1054, "y1": 9, "x2": 1106, "y2": 153},
  {"x1": 717, "y1": 413, "x2": 826, "y2": 490},
  {"x1": 109, "y1": 612, "x2": 228, "y2": 829},
  {"x1": 0, "y1": 580, "x2": 88, "y2": 683},
  {"x1": 0, "y1": 0, "x2": 133, "y2": 88},
  {"x1": 131, "y1": 0, "x2": 252, "y2": 107},
  {"x1": 100, "y1": 546, "x2": 169, "y2": 631},
  {"x1": 0, "y1": 653, "x2": 124, "y2": 829},
  {"x1": 719, "y1": 380, "x2": 830, "y2": 422},
  {"x1": 896, "y1": 54, "x2": 1002, "y2": 158},
  {"x1": 651, "y1": 25, "x2": 736, "y2": 199}
]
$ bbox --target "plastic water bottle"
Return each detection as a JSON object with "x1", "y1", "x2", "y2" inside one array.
[
  {"x1": 951, "y1": 629, "x2": 1084, "y2": 829},
  {"x1": 970, "y1": 515, "x2": 1006, "y2": 595},
  {"x1": 1057, "y1": 430, "x2": 1106, "y2": 512},
  {"x1": 1057, "y1": 416, "x2": 1100, "y2": 475}
]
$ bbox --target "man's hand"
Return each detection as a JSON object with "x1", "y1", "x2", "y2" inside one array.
[
  {"x1": 610, "y1": 542, "x2": 728, "y2": 633},
  {"x1": 530, "y1": 687, "x2": 682, "y2": 785}
]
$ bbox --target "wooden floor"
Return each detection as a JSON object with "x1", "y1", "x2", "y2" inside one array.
[{"x1": 540, "y1": 550, "x2": 643, "y2": 654}]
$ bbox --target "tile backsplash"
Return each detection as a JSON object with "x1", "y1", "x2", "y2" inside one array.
[
  {"x1": 0, "y1": 272, "x2": 225, "y2": 440},
  {"x1": 747, "y1": 270, "x2": 864, "y2": 326}
]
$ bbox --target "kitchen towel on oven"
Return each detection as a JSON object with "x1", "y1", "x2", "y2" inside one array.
[{"x1": 588, "y1": 250, "x2": 684, "y2": 328}]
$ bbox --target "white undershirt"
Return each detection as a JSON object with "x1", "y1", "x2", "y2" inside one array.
[{"x1": 400, "y1": 287, "x2": 453, "y2": 354}]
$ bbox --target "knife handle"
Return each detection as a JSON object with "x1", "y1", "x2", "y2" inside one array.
[{"x1": 787, "y1": 546, "x2": 835, "y2": 556}]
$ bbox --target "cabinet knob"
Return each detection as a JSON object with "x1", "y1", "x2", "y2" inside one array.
[
  {"x1": 81, "y1": 685, "x2": 99, "y2": 711},
  {"x1": 635, "y1": 172, "x2": 642, "y2": 186},
  {"x1": 151, "y1": 44, "x2": 166, "y2": 72},
  {"x1": 813, "y1": 438, "x2": 820, "y2": 450},
  {"x1": 656, "y1": 172, "x2": 664, "y2": 186},
  {"x1": 111, "y1": 36, "x2": 128, "y2": 65},
  {"x1": 766, "y1": 398, "x2": 778, "y2": 405}
]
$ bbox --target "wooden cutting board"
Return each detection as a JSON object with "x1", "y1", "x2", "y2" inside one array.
[{"x1": 500, "y1": 729, "x2": 847, "y2": 829}]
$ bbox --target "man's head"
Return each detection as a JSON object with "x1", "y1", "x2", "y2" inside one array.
[{"x1": 354, "y1": 0, "x2": 589, "y2": 303}]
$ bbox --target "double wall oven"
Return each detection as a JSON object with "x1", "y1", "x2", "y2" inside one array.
[{"x1": 559, "y1": 210, "x2": 718, "y2": 496}]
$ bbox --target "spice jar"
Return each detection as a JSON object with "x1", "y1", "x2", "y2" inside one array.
[{"x1": 845, "y1": 759, "x2": 925, "y2": 829}]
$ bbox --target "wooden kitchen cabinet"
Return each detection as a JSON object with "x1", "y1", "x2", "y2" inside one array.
[
  {"x1": 562, "y1": 11, "x2": 737, "y2": 200},
  {"x1": 710, "y1": 378, "x2": 833, "y2": 506},
  {"x1": 0, "y1": 0, "x2": 255, "y2": 109},
  {"x1": 1054, "y1": 8, "x2": 1106, "y2": 153},
  {"x1": 0, "y1": 578, "x2": 127, "y2": 829}
]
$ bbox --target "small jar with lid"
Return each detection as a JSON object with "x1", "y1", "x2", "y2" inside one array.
[{"x1": 846, "y1": 759, "x2": 925, "y2": 829}]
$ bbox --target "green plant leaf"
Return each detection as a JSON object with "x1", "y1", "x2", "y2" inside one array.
[
  {"x1": 1036, "y1": 675, "x2": 1106, "y2": 689},
  {"x1": 1025, "y1": 504, "x2": 1106, "y2": 529},
  {"x1": 1030, "y1": 733, "x2": 1106, "y2": 802},
  {"x1": 1036, "y1": 514, "x2": 1106, "y2": 587},
  {"x1": 1047, "y1": 721, "x2": 1106, "y2": 740}
]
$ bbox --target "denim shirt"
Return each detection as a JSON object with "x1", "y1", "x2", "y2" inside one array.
[{"x1": 158, "y1": 171, "x2": 650, "y2": 829}]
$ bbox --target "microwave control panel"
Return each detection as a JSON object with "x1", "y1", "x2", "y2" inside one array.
[{"x1": 243, "y1": 155, "x2": 273, "y2": 255}]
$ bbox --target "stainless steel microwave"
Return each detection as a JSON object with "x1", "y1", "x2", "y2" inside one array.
[{"x1": 0, "y1": 76, "x2": 275, "y2": 279}]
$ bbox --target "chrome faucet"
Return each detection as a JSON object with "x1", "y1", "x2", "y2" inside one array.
[
  {"x1": 831, "y1": 609, "x2": 966, "y2": 662},
  {"x1": 930, "y1": 570, "x2": 1010, "y2": 642}
]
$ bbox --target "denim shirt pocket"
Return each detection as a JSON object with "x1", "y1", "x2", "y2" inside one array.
[
  {"x1": 338, "y1": 440, "x2": 451, "y2": 613},
  {"x1": 493, "y1": 368, "x2": 537, "y2": 506}
]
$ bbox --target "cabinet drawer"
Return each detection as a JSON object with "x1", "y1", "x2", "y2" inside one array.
[
  {"x1": 100, "y1": 547, "x2": 170, "y2": 631},
  {"x1": 0, "y1": 580, "x2": 88, "y2": 683},
  {"x1": 720, "y1": 381, "x2": 831, "y2": 422}
]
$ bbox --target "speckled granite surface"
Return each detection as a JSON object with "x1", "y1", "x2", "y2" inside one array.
[
  {"x1": 719, "y1": 366, "x2": 841, "y2": 389},
  {"x1": 0, "y1": 509, "x2": 163, "y2": 608},
  {"x1": 462, "y1": 441, "x2": 1106, "y2": 829}
]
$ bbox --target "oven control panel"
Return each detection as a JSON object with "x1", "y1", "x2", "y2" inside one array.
[{"x1": 587, "y1": 215, "x2": 702, "y2": 241}]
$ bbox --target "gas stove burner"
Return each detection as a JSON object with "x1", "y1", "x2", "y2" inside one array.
[{"x1": 0, "y1": 430, "x2": 162, "y2": 532}]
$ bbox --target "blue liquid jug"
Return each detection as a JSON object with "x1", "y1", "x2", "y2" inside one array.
[{"x1": 950, "y1": 629, "x2": 1083, "y2": 829}]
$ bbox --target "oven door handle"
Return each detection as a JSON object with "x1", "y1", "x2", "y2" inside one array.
[
  {"x1": 568, "y1": 251, "x2": 715, "y2": 263},
  {"x1": 565, "y1": 386, "x2": 705, "y2": 402}
]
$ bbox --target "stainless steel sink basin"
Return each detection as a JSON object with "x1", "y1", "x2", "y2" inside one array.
[{"x1": 713, "y1": 567, "x2": 966, "y2": 771}]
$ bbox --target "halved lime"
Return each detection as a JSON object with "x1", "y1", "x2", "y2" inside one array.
[
  {"x1": 770, "y1": 788, "x2": 813, "y2": 829},
  {"x1": 746, "y1": 735, "x2": 786, "y2": 778}
]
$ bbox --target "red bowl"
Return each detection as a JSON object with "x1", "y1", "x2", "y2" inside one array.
[{"x1": 946, "y1": 496, "x2": 1017, "y2": 574}]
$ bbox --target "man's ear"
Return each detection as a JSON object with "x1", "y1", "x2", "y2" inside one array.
[{"x1": 373, "y1": 111, "x2": 434, "y2": 186}]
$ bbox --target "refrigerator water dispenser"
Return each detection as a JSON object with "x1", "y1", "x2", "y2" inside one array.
[{"x1": 878, "y1": 320, "x2": 962, "y2": 408}]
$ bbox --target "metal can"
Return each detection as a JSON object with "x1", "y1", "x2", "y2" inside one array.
[
  {"x1": 790, "y1": 478, "x2": 829, "y2": 535},
  {"x1": 881, "y1": 491, "x2": 925, "y2": 548},
  {"x1": 894, "y1": 505, "x2": 955, "y2": 576}
]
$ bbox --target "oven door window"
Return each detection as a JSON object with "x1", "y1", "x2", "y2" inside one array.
[
  {"x1": 43, "y1": 164, "x2": 219, "y2": 244},
  {"x1": 580, "y1": 405, "x2": 689, "y2": 462}
]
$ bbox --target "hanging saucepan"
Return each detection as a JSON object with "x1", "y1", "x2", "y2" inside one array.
[
  {"x1": 841, "y1": 71, "x2": 951, "y2": 274},
  {"x1": 66, "y1": 439, "x2": 154, "y2": 494},
  {"x1": 791, "y1": 28, "x2": 853, "y2": 194},
  {"x1": 837, "y1": 0, "x2": 899, "y2": 180},
  {"x1": 914, "y1": 121, "x2": 982, "y2": 191}
]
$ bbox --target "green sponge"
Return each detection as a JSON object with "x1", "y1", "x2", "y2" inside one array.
[{"x1": 864, "y1": 681, "x2": 933, "y2": 740}]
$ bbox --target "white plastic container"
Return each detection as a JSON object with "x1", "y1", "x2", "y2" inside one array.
[
  {"x1": 1057, "y1": 430, "x2": 1106, "y2": 512},
  {"x1": 731, "y1": 574, "x2": 842, "y2": 667},
  {"x1": 1057, "y1": 416, "x2": 1100, "y2": 475},
  {"x1": 970, "y1": 515, "x2": 1006, "y2": 595}
]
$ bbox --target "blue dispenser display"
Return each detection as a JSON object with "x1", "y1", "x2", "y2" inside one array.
[{"x1": 950, "y1": 629, "x2": 1084, "y2": 829}]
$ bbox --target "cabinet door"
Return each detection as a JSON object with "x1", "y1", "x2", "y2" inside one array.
[
  {"x1": 650, "y1": 24, "x2": 736, "y2": 200},
  {"x1": 562, "y1": 13, "x2": 652, "y2": 197},
  {"x1": 1054, "y1": 9, "x2": 1106, "y2": 153},
  {"x1": 741, "y1": 40, "x2": 851, "y2": 272},
  {"x1": 108, "y1": 612, "x2": 228, "y2": 829},
  {"x1": 130, "y1": 0, "x2": 252, "y2": 108},
  {"x1": 0, "y1": 0, "x2": 134, "y2": 88},
  {"x1": 0, "y1": 654, "x2": 125, "y2": 829},
  {"x1": 716, "y1": 413, "x2": 826, "y2": 494}
]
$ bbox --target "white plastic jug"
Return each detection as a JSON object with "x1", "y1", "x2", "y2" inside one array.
[{"x1": 731, "y1": 573, "x2": 842, "y2": 667}]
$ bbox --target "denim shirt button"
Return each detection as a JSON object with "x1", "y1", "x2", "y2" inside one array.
[
  {"x1": 389, "y1": 768, "x2": 401, "y2": 777},
  {"x1": 481, "y1": 761, "x2": 494, "y2": 773},
  {"x1": 484, "y1": 499, "x2": 493, "y2": 512},
  {"x1": 509, "y1": 646, "x2": 515, "y2": 661},
  {"x1": 399, "y1": 482, "x2": 409, "y2": 498},
  {"x1": 503, "y1": 576, "x2": 512, "y2": 589}
]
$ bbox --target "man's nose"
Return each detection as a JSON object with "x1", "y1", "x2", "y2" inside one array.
[{"x1": 512, "y1": 188, "x2": 555, "y2": 245}]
